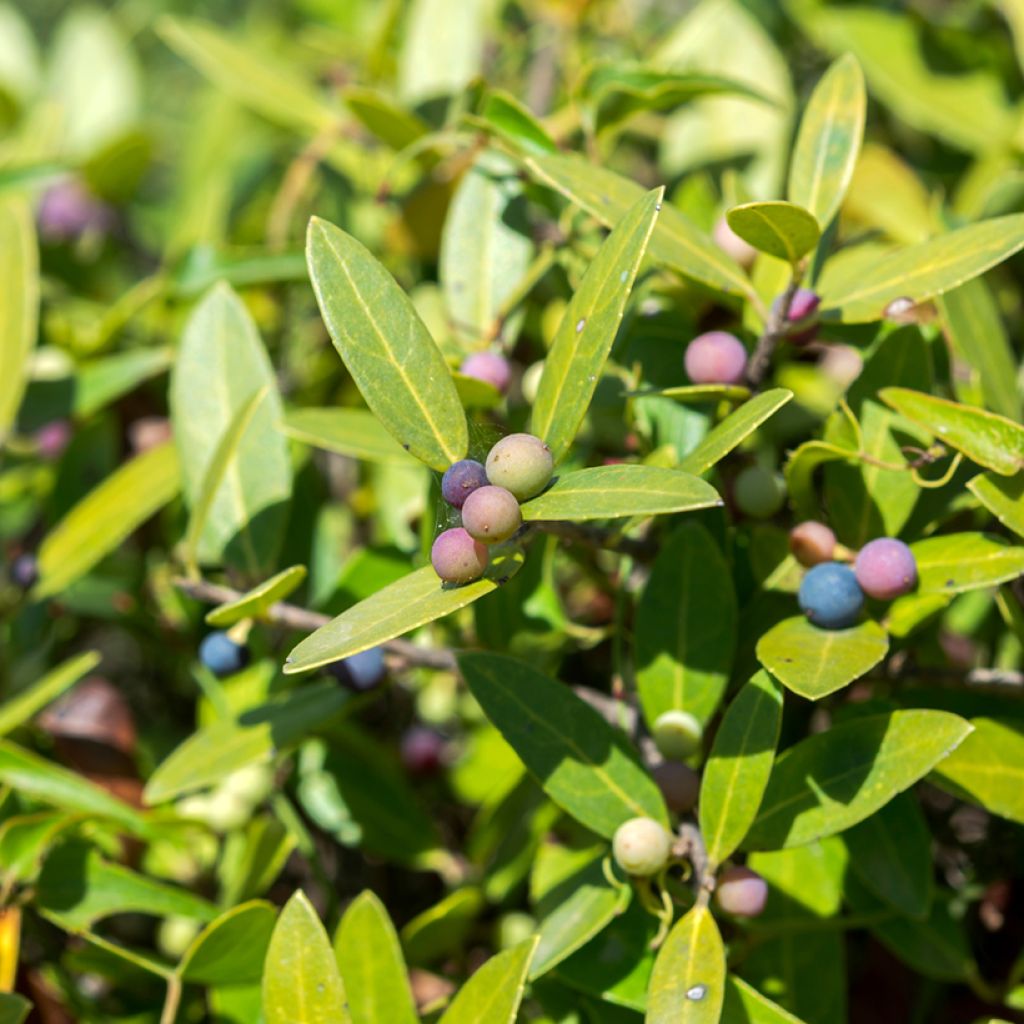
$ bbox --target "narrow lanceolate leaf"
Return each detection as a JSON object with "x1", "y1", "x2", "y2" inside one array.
[
  {"x1": 879, "y1": 387, "x2": 1024, "y2": 476},
  {"x1": 725, "y1": 201, "x2": 820, "y2": 264},
  {"x1": 263, "y1": 892, "x2": 350, "y2": 1024},
  {"x1": 788, "y1": 53, "x2": 866, "y2": 228},
  {"x1": 34, "y1": 441, "x2": 181, "y2": 599},
  {"x1": 283, "y1": 408, "x2": 419, "y2": 465},
  {"x1": 744, "y1": 710, "x2": 972, "y2": 850},
  {"x1": 756, "y1": 617, "x2": 889, "y2": 700},
  {"x1": 679, "y1": 389, "x2": 793, "y2": 475},
  {"x1": 0, "y1": 652, "x2": 100, "y2": 737},
  {"x1": 479, "y1": 90, "x2": 557, "y2": 156},
  {"x1": 524, "y1": 153, "x2": 754, "y2": 299},
  {"x1": 206, "y1": 565, "x2": 307, "y2": 627},
  {"x1": 635, "y1": 524, "x2": 737, "y2": 729},
  {"x1": 333, "y1": 891, "x2": 417, "y2": 1024},
  {"x1": 459, "y1": 652, "x2": 669, "y2": 837},
  {"x1": 179, "y1": 901, "x2": 277, "y2": 984},
  {"x1": 440, "y1": 150, "x2": 533, "y2": 343},
  {"x1": 0, "y1": 196, "x2": 37, "y2": 442},
  {"x1": 722, "y1": 975, "x2": 806, "y2": 1024},
  {"x1": 520, "y1": 466, "x2": 721, "y2": 522},
  {"x1": 532, "y1": 188, "x2": 662, "y2": 462},
  {"x1": 647, "y1": 906, "x2": 725, "y2": 1024},
  {"x1": 171, "y1": 283, "x2": 291, "y2": 574},
  {"x1": 968, "y1": 474, "x2": 1024, "y2": 541},
  {"x1": 285, "y1": 549, "x2": 524, "y2": 674},
  {"x1": 439, "y1": 937, "x2": 538, "y2": 1024},
  {"x1": 820, "y1": 214, "x2": 1024, "y2": 322},
  {"x1": 307, "y1": 217, "x2": 468, "y2": 472},
  {"x1": 699, "y1": 671, "x2": 783, "y2": 867},
  {"x1": 911, "y1": 533, "x2": 1024, "y2": 595},
  {"x1": 931, "y1": 717, "x2": 1024, "y2": 825}
]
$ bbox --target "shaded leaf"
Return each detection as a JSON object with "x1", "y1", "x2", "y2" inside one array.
[
  {"x1": 179, "y1": 901, "x2": 277, "y2": 984},
  {"x1": 341, "y1": 86, "x2": 429, "y2": 151},
  {"x1": 647, "y1": 906, "x2": 725, "y2": 1024},
  {"x1": 0, "y1": 994, "x2": 30, "y2": 1024},
  {"x1": 726, "y1": 201, "x2": 820, "y2": 263},
  {"x1": 0, "y1": 651, "x2": 100, "y2": 737},
  {"x1": 722, "y1": 975, "x2": 805, "y2": 1024}
]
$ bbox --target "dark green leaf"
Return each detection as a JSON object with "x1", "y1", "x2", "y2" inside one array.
[{"x1": 179, "y1": 901, "x2": 277, "y2": 984}]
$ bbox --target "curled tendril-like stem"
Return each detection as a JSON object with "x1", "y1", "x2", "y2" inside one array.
[{"x1": 634, "y1": 874, "x2": 676, "y2": 950}]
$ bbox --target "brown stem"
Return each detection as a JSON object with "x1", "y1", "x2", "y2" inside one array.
[
  {"x1": 675, "y1": 822, "x2": 714, "y2": 906},
  {"x1": 745, "y1": 274, "x2": 801, "y2": 389}
]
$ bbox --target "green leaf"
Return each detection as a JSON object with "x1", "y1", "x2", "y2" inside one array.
[
  {"x1": 73, "y1": 348, "x2": 173, "y2": 418},
  {"x1": 459, "y1": 652, "x2": 668, "y2": 838},
  {"x1": 0, "y1": 196, "x2": 37, "y2": 443},
  {"x1": 38, "y1": 841, "x2": 216, "y2": 931},
  {"x1": 879, "y1": 387, "x2": 1024, "y2": 476},
  {"x1": 306, "y1": 217, "x2": 468, "y2": 472},
  {"x1": 440, "y1": 150, "x2": 533, "y2": 343},
  {"x1": 285, "y1": 549, "x2": 523, "y2": 675},
  {"x1": 478, "y1": 90, "x2": 557, "y2": 156},
  {"x1": 722, "y1": 975, "x2": 805, "y2": 1024},
  {"x1": 756, "y1": 617, "x2": 889, "y2": 701},
  {"x1": 398, "y1": 0, "x2": 486, "y2": 104},
  {"x1": 282, "y1": 408, "x2": 419, "y2": 466},
  {"x1": 532, "y1": 188, "x2": 662, "y2": 462},
  {"x1": 524, "y1": 152, "x2": 754, "y2": 299},
  {"x1": 931, "y1": 717, "x2": 1024, "y2": 825},
  {"x1": 787, "y1": 53, "x2": 866, "y2": 228},
  {"x1": 439, "y1": 937, "x2": 538, "y2": 1024},
  {"x1": 679, "y1": 389, "x2": 793, "y2": 475},
  {"x1": 520, "y1": 466, "x2": 721, "y2": 523},
  {"x1": 263, "y1": 891, "x2": 350, "y2": 1024},
  {"x1": 968, "y1": 474, "x2": 1024, "y2": 541},
  {"x1": 0, "y1": 993, "x2": 31, "y2": 1024},
  {"x1": 843, "y1": 792, "x2": 932, "y2": 919},
  {"x1": 635, "y1": 524, "x2": 737, "y2": 729},
  {"x1": 0, "y1": 812, "x2": 79, "y2": 886},
  {"x1": 699, "y1": 671, "x2": 783, "y2": 867},
  {"x1": 171, "y1": 283, "x2": 291, "y2": 574},
  {"x1": 725, "y1": 201, "x2": 820, "y2": 263},
  {"x1": 341, "y1": 86, "x2": 429, "y2": 151},
  {"x1": 0, "y1": 651, "x2": 100, "y2": 737},
  {"x1": 333, "y1": 891, "x2": 418, "y2": 1024},
  {"x1": 911, "y1": 533, "x2": 1024, "y2": 595},
  {"x1": 205, "y1": 566, "x2": 308, "y2": 627},
  {"x1": 647, "y1": 906, "x2": 725, "y2": 1024},
  {"x1": 401, "y1": 888, "x2": 483, "y2": 967},
  {"x1": 33, "y1": 440, "x2": 180, "y2": 599},
  {"x1": 744, "y1": 710, "x2": 972, "y2": 850},
  {"x1": 179, "y1": 901, "x2": 277, "y2": 984},
  {"x1": 820, "y1": 215, "x2": 1024, "y2": 323},
  {"x1": 634, "y1": 384, "x2": 751, "y2": 404},
  {"x1": 144, "y1": 682, "x2": 347, "y2": 804}
]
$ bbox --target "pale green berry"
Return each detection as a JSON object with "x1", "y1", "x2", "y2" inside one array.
[{"x1": 612, "y1": 817, "x2": 672, "y2": 877}]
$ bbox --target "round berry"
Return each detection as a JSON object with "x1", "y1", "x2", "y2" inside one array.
[
  {"x1": 612, "y1": 817, "x2": 672, "y2": 877},
  {"x1": 198, "y1": 631, "x2": 249, "y2": 677},
  {"x1": 652, "y1": 761, "x2": 700, "y2": 814},
  {"x1": 798, "y1": 562, "x2": 864, "y2": 630},
  {"x1": 401, "y1": 726, "x2": 446, "y2": 776},
  {"x1": 715, "y1": 865, "x2": 768, "y2": 917},
  {"x1": 653, "y1": 710, "x2": 703, "y2": 760},
  {"x1": 789, "y1": 521, "x2": 837, "y2": 568},
  {"x1": 128, "y1": 416, "x2": 172, "y2": 455},
  {"x1": 734, "y1": 466, "x2": 786, "y2": 519},
  {"x1": 329, "y1": 646, "x2": 387, "y2": 691},
  {"x1": 35, "y1": 420, "x2": 71, "y2": 460},
  {"x1": 10, "y1": 553, "x2": 38, "y2": 589},
  {"x1": 684, "y1": 331, "x2": 748, "y2": 386},
  {"x1": 461, "y1": 352, "x2": 511, "y2": 394},
  {"x1": 37, "y1": 178, "x2": 113, "y2": 241},
  {"x1": 485, "y1": 433, "x2": 554, "y2": 501},
  {"x1": 441, "y1": 459, "x2": 489, "y2": 510},
  {"x1": 431, "y1": 527, "x2": 489, "y2": 584},
  {"x1": 157, "y1": 916, "x2": 200, "y2": 960},
  {"x1": 713, "y1": 216, "x2": 757, "y2": 268},
  {"x1": 461, "y1": 485, "x2": 521, "y2": 543},
  {"x1": 773, "y1": 288, "x2": 821, "y2": 346},
  {"x1": 854, "y1": 538, "x2": 918, "y2": 601}
]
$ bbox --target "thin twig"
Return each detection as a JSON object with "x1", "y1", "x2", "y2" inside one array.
[
  {"x1": 746, "y1": 274, "x2": 801, "y2": 389},
  {"x1": 675, "y1": 822, "x2": 714, "y2": 906}
]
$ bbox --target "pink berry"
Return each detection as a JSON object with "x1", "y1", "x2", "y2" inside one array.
[
  {"x1": 715, "y1": 865, "x2": 768, "y2": 917},
  {"x1": 401, "y1": 726, "x2": 446, "y2": 776},
  {"x1": 712, "y1": 216, "x2": 757, "y2": 268},
  {"x1": 461, "y1": 352, "x2": 511, "y2": 394},
  {"x1": 854, "y1": 538, "x2": 918, "y2": 601},
  {"x1": 35, "y1": 420, "x2": 72, "y2": 460},
  {"x1": 684, "y1": 331, "x2": 748, "y2": 385},
  {"x1": 789, "y1": 521, "x2": 837, "y2": 568},
  {"x1": 652, "y1": 761, "x2": 700, "y2": 814},
  {"x1": 430, "y1": 527, "x2": 489, "y2": 584},
  {"x1": 461, "y1": 485, "x2": 521, "y2": 543},
  {"x1": 773, "y1": 288, "x2": 821, "y2": 346}
]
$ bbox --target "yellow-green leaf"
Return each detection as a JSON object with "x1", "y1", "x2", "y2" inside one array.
[
  {"x1": 0, "y1": 652, "x2": 100, "y2": 738},
  {"x1": 968, "y1": 473, "x2": 1024, "y2": 540},
  {"x1": 282, "y1": 408, "x2": 418, "y2": 466},
  {"x1": 911, "y1": 532, "x2": 1024, "y2": 594},
  {"x1": 646, "y1": 906, "x2": 725, "y2": 1024},
  {"x1": 0, "y1": 196, "x2": 37, "y2": 443},
  {"x1": 179, "y1": 901, "x2": 277, "y2": 984},
  {"x1": 726, "y1": 201, "x2": 820, "y2": 263},
  {"x1": 205, "y1": 565, "x2": 308, "y2": 627},
  {"x1": 439, "y1": 937, "x2": 538, "y2": 1024}
]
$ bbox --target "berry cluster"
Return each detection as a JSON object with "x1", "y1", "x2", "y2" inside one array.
[{"x1": 431, "y1": 433, "x2": 554, "y2": 584}]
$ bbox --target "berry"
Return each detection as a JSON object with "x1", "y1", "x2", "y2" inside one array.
[
  {"x1": 798, "y1": 562, "x2": 864, "y2": 630},
  {"x1": 10, "y1": 553, "x2": 37, "y2": 589},
  {"x1": 198, "y1": 631, "x2": 249, "y2": 677},
  {"x1": 652, "y1": 761, "x2": 700, "y2": 814},
  {"x1": 684, "y1": 331, "x2": 748, "y2": 386},
  {"x1": 461, "y1": 485, "x2": 521, "y2": 543},
  {"x1": 773, "y1": 288, "x2": 821, "y2": 346},
  {"x1": 854, "y1": 538, "x2": 918, "y2": 601},
  {"x1": 520, "y1": 361, "x2": 544, "y2": 405},
  {"x1": 441, "y1": 459, "x2": 489, "y2": 510},
  {"x1": 224, "y1": 764, "x2": 274, "y2": 805},
  {"x1": 129, "y1": 416, "x2": 172, "y2": 455},
  {"x1": 431, "y1": 527, "x2": 489, "y2": 584},
  {"x1": 652, "y1": 710, "x2": 703, "y2": 760},
  {"x1": 713, "y1": 216, "x2": 757, "y2": 268},
  {"x1": 789, "y1": 521, "x2": 837, "y2": 567},
  {"x1": 37, "y1": 178, "x2": 113, "y2": 241},
  {"x1": 329, "y1": 646, "x2": 387, "y2": 691},
  {"x1": 612, "y1": 817, "x2": 672, "y2": 877},
  {"x1": 35, "y1": 420, "x2": 72, "y2": 460},
  {"x1": 715, "y1": 865, "x2": 768, "y2": 917},
  {"x1": 461, "y1": 352, "x2": 511, "y2": 394},
  {"x1": 401, "y1": 726, "x2": 446, "y2": 776},
  {"x1": 157, "y1": 916, "x2": 200, "y2": 960},
  {"x1": 485, "y1": 433, "x2": 553, "y2": 501},
  {"x1": 734, "y1": 466, "x2": 786, "y2": 519}
]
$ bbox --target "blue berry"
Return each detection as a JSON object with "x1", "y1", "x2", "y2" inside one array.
[
  {"x1": 798, "y1": 562, "x2": 864, "y2": 630},
  {"x1": 199, "y1": 631, "x2": 249, "y2": 677},
  {"x1": 441, "y1": 459, "x2": 489, "y2": 510},
  {"x1": 328, "y1": 646, "x2": 387, "y2": 691}
]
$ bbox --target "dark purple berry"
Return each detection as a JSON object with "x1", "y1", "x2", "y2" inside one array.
[
  {"x1": 652, "y1": 761, "x2": 700, "y2": 814},
  {"x1": 773, "y1": 287, "x2": 821, "y2": 345},
  {"x1": 441, "y1": 460, "x2": 488, "y2": 510},
  {"x1": 401, "y1": 726, "x2": 446, "y2": 776}
]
